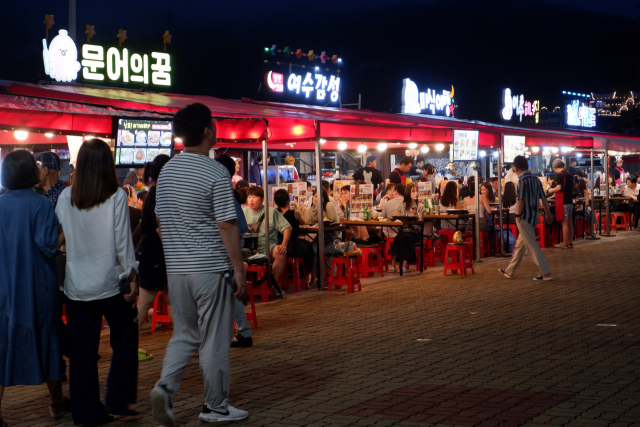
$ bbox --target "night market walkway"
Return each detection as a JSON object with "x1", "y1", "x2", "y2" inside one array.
[{"x1": 4, "y1": 233, "x2": 640, "y2": 427}]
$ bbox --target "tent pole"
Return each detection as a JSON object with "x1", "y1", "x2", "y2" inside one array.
[
  {"x1": 315, "y1": 137, "x2": 325, "y2": 288},
  {"x1": 474, "y1": 169, "x2": 481, "y2": 262},
  {"x1": 262, "y1": 140, "x2": 270, "y2": 258},
  {"x1": 498, "y1": 137, "x2": 505, "y2": 254},
  {"x1": 586, "y1": 148, "x2": 599, "y2": 240},
  {"x1": 604, "y1": 140, "x2": 612, "y2": 237}
]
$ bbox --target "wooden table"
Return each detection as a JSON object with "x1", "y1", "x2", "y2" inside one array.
[
  {"x1": 341, "y1": 218, "x2": 426, "y2": 276},
  {"x1": 298, "y1": 225, "x2": 348, "y2": 287}
]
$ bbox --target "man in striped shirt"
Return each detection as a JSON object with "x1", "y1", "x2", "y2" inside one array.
[
  {"x1": 151, "y1": 103, "x2": 249, "y2": 424},
  {"x1": 499, "y1": 155, "x2": 555, "y2": 281}
]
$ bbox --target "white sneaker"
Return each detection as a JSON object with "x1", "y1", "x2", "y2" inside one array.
[
  {"x1": 150, "y1": 385, "x2": 175, "y2": 427},
  {"x1": 199, "y1": 404, "x2": 249, "y2": 422}
]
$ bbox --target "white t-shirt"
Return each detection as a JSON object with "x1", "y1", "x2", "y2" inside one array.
[
  {"x1": 155, "y1": 152, "x2": 237, "y2": 274},
  {"x1": 505, "y1": 168, "x2": 519, "y2": 186},
  {"x1": 624, "y1": 184, "x2": 639, "y2": 200},
  {"x1": 56, "y1": 187, "x2": 138, "y2": 301},
  {"x1": 381, "y1": 197, "x2": 404, "y2": 237}
]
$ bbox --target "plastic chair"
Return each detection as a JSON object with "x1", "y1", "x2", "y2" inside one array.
[
  {"x1": 425, "y1": 238, "x2": 444, "y2": 267},
  {"x1": 443, "y1": 243, "x2": 474, "y2": 276},
  {"x1": 278, "y1": 257, "x2": 308, "y2": 292},
  {"x1": 151, "y1": 293, "x2": 172, "y2": 331},
  {"x1": 359, "y1": 244, "x2": 385, "y2": 278},
  {"x1": 327, "y1": 256, "x2": 361, "y2": 293},
  {"x1": 611, "y1": 213, "x2": 628, "y2": 231},
  {"x1": 247, "y1": 265, "x2": 274, "y2": 302},
  {"x1": 244, "y1": 281, "x2": 258, "y2": 328}
]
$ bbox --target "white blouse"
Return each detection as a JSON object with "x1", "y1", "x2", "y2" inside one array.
[{"x1": 56, "y1": 187, "x2": 138, "y2": 301}]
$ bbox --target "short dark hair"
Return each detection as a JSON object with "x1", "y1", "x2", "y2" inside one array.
[
  {"x1": 415, "y1": 156, "x2": 425, "y2": 164},
  {"x1": 236, "y1": 179, "x2": 249, "y2": 189},
  {"x1": 247, "y1": 186, "x2": 264, "y2": 199},
  {"x1": 490, "y1": 177, "x2": 499, "y2": 183},
  {"x1": 341, "y1": 185, "x2": 350, "y2": 193},
  {"x1": 72, "y1": 139, "x2": 120, "y2": 210},
  {"x1": 274, "y1": 189, "x2": 290, "y2": 208},
  {"x1": 306, "y1": 181, "x2": 312, "y2": 189},
  {"x1": 214, "y1": 154, "x2": 235, "y2": 178},
  {"x1": 569, "y1": 157, "x2": 577, "y2": 165},
  {"x1": 400, "y1": 156, "x2": 413, "y2": 166},
  {"x1": 394, "y1": 183, "x2": 406, "y2": 196},
  {"x1": 143, "y1": 154, "x2": 170, "y2": 185},
  {"x1": 1, "y1": 150, "x2": 40, "y2": 190},
  {"x1": 627, "y1": 175, "x2": 638, "y2": 184},
  {"x1": 552, "y1": 159, "x2": 565, "y2": 169},
  {"x1": 424, "y1": 164, "x2": 435, "y2": 175},
  {"x1": 237, "y1": 187, "x2": 249, "y2": 204},
  {"x1": 547, "y1": 173, "x2": 556, "y2": 181},
  {"x1": 174, "y1": 103, "x2": 214, "y2": 147},
  {"x1": 513, "y1": 155, "x2": 529, "y2": 171}
]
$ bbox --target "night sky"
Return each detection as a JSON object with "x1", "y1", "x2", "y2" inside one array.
[{"x1": 1, "y1": 0, "x2": 639, "y2": 123}]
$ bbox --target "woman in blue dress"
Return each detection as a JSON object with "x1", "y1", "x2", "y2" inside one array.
[{"x1": 0, "y1": 151, "x2": 69, "y2": 426}]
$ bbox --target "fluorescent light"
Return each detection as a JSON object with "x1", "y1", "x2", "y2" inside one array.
[
  {"x1": 435, "y1": 143, "x2": 445, "y2": 151},
  {"x1": 551, "y1": 147, "x2": 559, "y2": 154},
  {"x1": 408, "y1": 142, "x2": 417, "y2": 149},
  {"x1": 45, "y1": 132, "x2": 54, "y2": 138},
  {"x1": 420, "y1": 145, "x2": 429, "y2": 154},
  {"x1": 338, "y1": 141, "x2": 347, "y2": 151},
  {"x1": 377, "y1": 143, "x2": 387, "y2": 151},
  {"x1": 357, "y1": 143, "x2": 367, "y2": 153},
  {"x1": 14, "y1": 131, "x2": 28, "y2": 141},
  {"x1": 531, "y1": 146, "x2": 540, "y2": 153},
  {"x1": 479, "y1": 150, "x2": 486, "y2": 157}
]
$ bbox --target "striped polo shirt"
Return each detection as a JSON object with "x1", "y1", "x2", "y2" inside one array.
[
  {"x1": 517, "y1": 170, "x2": 546, "y2": 227},
  {"x1": 155, "y1": 152, "x2": 237, "y2": 274}
]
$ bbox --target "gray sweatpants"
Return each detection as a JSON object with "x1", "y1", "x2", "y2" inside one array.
[{"x1": 156, "y1": 272, "x2": 234, "y2": 411}]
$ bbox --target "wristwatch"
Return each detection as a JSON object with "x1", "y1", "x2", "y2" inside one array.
[{"x1": 514, "y1": 214, "x2": 521, "y2": 218}]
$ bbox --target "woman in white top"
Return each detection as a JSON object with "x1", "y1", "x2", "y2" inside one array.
[
  {"x1": 439, "y1": 181, "x2": 464, "y2": 230},
  {"x1": 55, "y1": 139, "x2": 139, "y2": 425},
  {"x1": 463, "y1": 176, "x2": 493, "y2": 232},
  {"x1": 624, "y1": 175, "x2": 640, "y2": 230}
]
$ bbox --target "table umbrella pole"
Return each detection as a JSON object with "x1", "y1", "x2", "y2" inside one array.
[{"x1": 315, "y1": 137, "x2": 325, "y2": 288}]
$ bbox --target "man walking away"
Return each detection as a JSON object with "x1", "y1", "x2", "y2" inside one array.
[
  {"x1": 499, "y1": 155, "x2": 554, "y2": 281},
  {"x1": 150, "y1": 103, "x2": 249, "y2": 425}
]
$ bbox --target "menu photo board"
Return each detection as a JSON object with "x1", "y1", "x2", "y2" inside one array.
[
  {"x1": 417, "y1": 181, "x2": 433, "y2": 206},
  {"x1": 503, "y1": 135, "x2": 526, "y2": 164},
  {"x1": 453, "y1": 130, "x2": 479, "y2": 161},
  {"x1": 114, "y1": 118, "x2": 174, "y2": 167},
  {"x1": 289, "y1": 182, "x2": 308, "y2": 208},
  {"x1": 350, "y1": 183, "x2": 374, "y2": 213}
]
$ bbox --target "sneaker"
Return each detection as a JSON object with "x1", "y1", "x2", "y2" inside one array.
[
  {"x1": 553, "y1": 243, "x2": 569, "y2": 249},
  {"x1": 498, "y1": 268, "x2": 513, "y2": 279},
  {"x1": 533, "y1": 275, "x2": 554, "y2": 281},
  {"x1": 388, "y1": 267, "x2": 396, "y2": 273},
  {"x1": 199, "y1": 404, "x2": 249, "y2": 423},
  {"x1": 231, "y1": 334, "x2": 253, "y2": 348},
  {"x1": 50, "y1": 397, "x2": 72, "y2": 418},
  {"x1": 150, "y1": 385, "x2": 175, "y2": 427}
]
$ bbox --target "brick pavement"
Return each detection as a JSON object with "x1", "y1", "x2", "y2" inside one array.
[{"x1": 3, "y1": 232, "x2": 640, "y2": 427}]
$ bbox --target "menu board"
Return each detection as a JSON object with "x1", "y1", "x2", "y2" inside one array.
[
  {"x1": 350, "y1": 183, "x2": 374, "y2": 214},
  {"x1": 453, "y1": 130, "x2": 479, "y2": 161},
  {"x1": 417, "y1": 182, "x2": 433, "y2": 206},
  {"x1": 114, "y1": 118, "x2": 174, "y2": 167},
  {"x1": 289, "y1": 182, "x2": 308, "y2": 208},
  {"x1": 503, "y1": 135, "x2": 526, "y2": 163},
  {"x1": 270, "y1": 186, "x2": 288, "y2": 207}
]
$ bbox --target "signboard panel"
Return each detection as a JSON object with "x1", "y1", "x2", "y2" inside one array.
[
  {"x1": 503, "y1": 135, "x2": 526, "y2": 163},
  {"x1": 114, "y1": 118, "x2": 174, "y2": 167},
  {"x1": 452, "y1": 130, "x2": 479, "y2": 161}
]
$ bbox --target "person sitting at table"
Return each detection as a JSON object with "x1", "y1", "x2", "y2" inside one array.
[
  {"x1": 481, "y1": 182, "x2": 496, "y2": 203},
  {"x1": 439, "y1": 181, "x2": 464, "y2": 230},
  {"x1": 273, "y1": 189, "x2": 314, "y2": 283},
  {"x1": 545, "y1": 174, "x2": 556, "y2": 196},
  {"x1": 624, "y1": 175, "x2": 640, "y2": 230},
  {"x1": 463, "y1": 176, "x2": 494, "y2": 235},
  {"x1": 490, "y1": 177, "x2": 499, "y2": 197},
  {"x1": 379, "y1": 182, "x2": 396, "y2": 209},
  {"x1": 243, "y1": 187, "x2": 292, "y2": 280},
  {"x1": 321, "y1": 180, "x2": 344, "y2": 219},
  {"x1": 380, "y1": 184, "x2": 407, "y2": 272},
  {"x1": 385, "y1": 183, "x2": 424, "y2": 272},
  {"x1": 577, "y1": 179, "x2": 595, "y2": 236},
  {"x1": 238, "y1": 187, "x2": 249, "y2": 208},
  {"x1": 307, "y1": 188, "x2": 341, "y2": 280},
  {"x1": 502, "y1": 181, "x2": 518, "y2": 222},
  {"x1": 236, "y1": 179, "x2": 249, "y2": 190},
  {"x1": 337, "y1": 185, "x2": 369, "y2": 240}
]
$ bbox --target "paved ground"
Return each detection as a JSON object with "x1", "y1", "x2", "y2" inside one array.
[{"x1": 3, "y1": 232, "x2": 640, "y2": 427}]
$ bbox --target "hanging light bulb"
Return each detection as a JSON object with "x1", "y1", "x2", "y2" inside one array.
[
  {"x1": 377, "y1": 143, "x2": 387, "y2": 151},
  {"x1": 319, "y1": 139, "x2": 326, "y2": 144},
  {"x1": 551, "y1": 147, "x2": 559, "y2": 154},
  {"x1": 479, "y1": 150, "x2": 487, "y2": 157},
  {"x1": 531, "y1": 146, "x2": 540, "y2": 153},
  {"x1": 45, "y1": 132, "x2": 54, "y2": 138},
  {"x1": 14, "y1": 131, "x2": 28, "y2": 141},
  {"x1": 576, "y1": 153, "x2": 583, "y2": 158},
  {"x1": 408, "y1": 142, "x2": 417, "y2": 149},
  {"x1": 435, "y1": 143, "x2": 445, "y2": 151},
  {"x1": 357, "y1": 143, "x2": 367, "y2": 153},
  {"x1": 338, "y1": 141, "x2": 347, "y2": 151},
  {"x1": 420, "y1": 145, "x2": 429, "y2": 154},
  {"x1": 492, "y1": 151, "x2": 499, "y2": 158}
]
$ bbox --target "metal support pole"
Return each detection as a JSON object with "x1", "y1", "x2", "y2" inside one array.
[
  {"x1": 604, "y1": 141, "x2": 611, "y2": 236},
  {"x1": 315, "y1": 138, "x2": 325, "y2": 287},
  {"x1": 262, "y1": 140, "x2": 270, "y2": 257},
  {"x1": 497, "y1": 142, "x2": 505, "y2": 254},
  {"x1": 69, "y1": 0, "x2": 77, "y2": 41},
  {"x1": 586, "y1": 148, "x2": 599, "y2": 240},
  {"x1": 475, "y1": 169, "x2": 481, "y2": 262}
]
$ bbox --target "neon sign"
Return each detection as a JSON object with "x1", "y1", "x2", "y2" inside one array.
[
  {"x1": 265, "y1": 71, "x2": 284, "y2": 92},
  {"x1": 501, "y1": 88, "x2": 538, "y2": 123},
  {"x1": 566, "y1": 100, "x2": 596, "y2": 128},
  {"x1": 43, "y1": 29, "x2": 172, "y2": 86},
  {"x1": 401, "y1": 78, "x2": 454, "y2": 117},
  {"x1": 286, "y1": 71, "x2": 340, "y2": 102}
]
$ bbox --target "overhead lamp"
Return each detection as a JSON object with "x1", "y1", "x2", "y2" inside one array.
[
  {"x1": 174, "y1": 137, "x2": 182, "y2": 143},
  {"x1": 560, "y1": 146, "x2": 574, "y2": 153},
  {"x1": 576, "y1": 153, "x2": 583, "y2": 158},
  {"x1": 357, "y1": 143, "x2": 367, "y2": 153},
  {"x1": 435, "y1": 143, "x2": 445, "y2": 151},
  {"x1": 45, "y1": 132, "x2": 54, "y2": 138},
  {"x1": 531, "y1": 146, "x2": 540, "y2": 153},
  {"x1": 315, "y1": 66, "x2": 319, "y2": 70},
  {"x1": 319, "y1": 138, "x2": 326, "y2": 144},
  {"x1": 338, "y1": 141, "x2": 347, "y2": 151},
  {"x1": 408, "y1": 142, "x2": 417, "y2": 149},
  {"x1": 492, "y1": 151, "x2": 499, "y2": 158},
  {"x1": 84, "y1": 135, "x2": 94, "y2": 140},
  {"x1": 14, "y1": 131, "x2": 28, "y2": 141},
  {"x1": 338, "y1": 58, "x2": 342, "y2": 62},
  {"x1": 420, "y1": 145, "x2": 429, "y2": 154},
  {"x1": 551, "y1": 147, "x2": 559, "y2": 154},
  {"x1": 479, "y1": 150, "x2": 486, "y2": 157},
  {"x1": 377, "y1": 143, "x2": 387, "y2": 151}
]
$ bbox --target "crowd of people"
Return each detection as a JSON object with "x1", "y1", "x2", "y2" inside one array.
[{"x1": 1, "y1": 100, "x2": 639, "y2": 427}]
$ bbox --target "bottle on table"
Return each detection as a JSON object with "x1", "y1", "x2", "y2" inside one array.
[{"x1": 363, "y1": 204, "x2": 369, "y2": 221}]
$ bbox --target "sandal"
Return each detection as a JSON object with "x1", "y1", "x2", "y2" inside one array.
[
  {"x1": 50, "y1": 397, "x2": 72, "y2": 418},
  {"x1": 138, "y1": 348, "x2": 153, "y2": 361}
]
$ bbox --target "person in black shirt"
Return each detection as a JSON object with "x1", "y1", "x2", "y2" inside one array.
[
  {"x1": 352, "y1": 156, "x2": 384, "y2": 192},
  {"x1": 548, "y1": 159, "x2": 574, "y2": 248},
  {"x1": 389, "y1": 156, "x2": 413, "y2": 185},
  {"x1": 408, "y1": 156, "x2": 424, "y2": 177}
]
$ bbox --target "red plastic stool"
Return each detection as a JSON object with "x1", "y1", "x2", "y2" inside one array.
[
  {"x1": 478, "y1": 231, "x2": 491, "y2": 258},
  {"x1": 327, "y1": 257, "x2": 361, "y2": 293},
  {"x1": 407, "y1": 243, "x2": 429, "y2": 271},
  {"x1": 426, "y1": 238, "x2": 445, "y2": 266},
  {"x1": 384, "y1": 238, "x2": 394, "y2": 265},
  {"x1": 443, "y1": 243, "x2": 474, "y2": 276},
  {"x1": 151, "y1": 293, "x2": 172, "y2": 331},
  {"x1": 611, "y1": 213, "x2": 628, "y2": 231},
  {"x1": 244, "y1": 281, "x2": 258, "y2": 328},
  {"x1": 247, "y1": 264, "x2": 274, "y2": 302},
  {"x1": 359, "y1": 245, "x2": 385, "y2": 278},
  {"x1": 278, "y1": 257, "x2": 308, "y2": 292}
]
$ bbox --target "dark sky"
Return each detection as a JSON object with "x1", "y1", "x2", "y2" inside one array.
[{"x1": 1, "y1": 0, "x2": 639, "y2": 122}]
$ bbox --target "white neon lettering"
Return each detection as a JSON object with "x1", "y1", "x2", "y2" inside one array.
[
  {"x1": 402, "y1": 78, "x2": 453, "y2": 116},
  {"x1": 302, "y1": 72, "x2": 314, "y2": 87},
  {"x1": 107, "y1": 47, "x2": 129, "y2": 82},
  {"x1": 287, "y1": 73, "x2": 301, "y2": 93},
  {"x1": 81, "y1": 44, "x2": 105, "y2": 81},
  {"x1": 150, "y1": 52, "x2": 171, "y2": 86}
]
